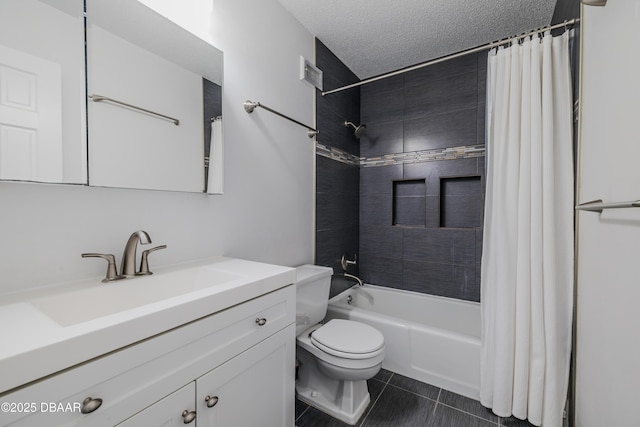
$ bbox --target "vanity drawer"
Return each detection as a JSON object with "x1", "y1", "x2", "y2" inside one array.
[{"x1": 1, "y1": 285, "x2": 295, "y2": 426}]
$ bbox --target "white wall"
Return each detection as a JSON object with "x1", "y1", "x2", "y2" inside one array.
[
  {"x1": 0, "y1": 0, "x2": 315, "y2": 294},
  {"x1": 575, "y1": 1, "x2": 640, "y2": 425}
]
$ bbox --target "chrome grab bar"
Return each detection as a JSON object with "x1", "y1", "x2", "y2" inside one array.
[
  {"x1": 89, "y1": 94, "x2": 180, "y2": 126},
  {"x1": 575, "y1": 199, "x2": 640, "y2": 213}
]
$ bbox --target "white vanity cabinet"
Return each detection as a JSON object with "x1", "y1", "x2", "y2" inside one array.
[
  {"x1": 117, "y1": 326, "x2": 294, "y2": 427},
  {"x1": 1, "y1": 285, "x2": 295, "y2": 427}
]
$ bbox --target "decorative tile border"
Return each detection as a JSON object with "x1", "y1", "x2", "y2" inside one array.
[
  {"x1": 316, "y1": 142, "x2": 485, "y2": 167},
  {"x1": 316, "y1": 143, "x2": 360, "y2": 165}
]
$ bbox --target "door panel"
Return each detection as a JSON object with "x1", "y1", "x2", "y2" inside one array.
[
  {"x1": 575, "y1": 1, "x2": 640, "y2": 425},
  {"x1": 0, "y1": 44, "x2": 63, "y2": 181},
  {"x1": 196, "y1": 326, "x2": 295, "y2": 427}
]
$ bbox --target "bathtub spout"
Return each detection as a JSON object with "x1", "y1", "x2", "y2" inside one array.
[{"x1": 344, "y1": 273, "x2": 364, "y2": 286}]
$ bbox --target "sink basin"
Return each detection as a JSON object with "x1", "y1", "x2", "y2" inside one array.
[
  {"x1": 31, "y1": 265, "x2": 243, "y2": 327},
  {"x1": 0, "y1": 256, "x2": 295, "y2": 395}
]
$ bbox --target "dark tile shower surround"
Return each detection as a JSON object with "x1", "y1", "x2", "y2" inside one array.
[
  {"x1": 315, "y1": 40, "x2": 361, "y2": 283},
  {"x1": 315, "y1": 38, "x2": 487, "y2": 302}
]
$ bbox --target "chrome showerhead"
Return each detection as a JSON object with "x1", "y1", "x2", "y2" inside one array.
[{"x1": 345, "y1": 121, "x2": 366, "y2": 138}]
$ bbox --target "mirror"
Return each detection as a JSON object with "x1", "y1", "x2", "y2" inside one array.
[
  {"x1": 86, "y1": 0, "x2": 223, "y2": 193},
  {"x1": 0, "y1": 0, "x2": 223, "y2": 193},
  {"x1": 0, "y1": 0, "x2": 87, "y2": 184}
]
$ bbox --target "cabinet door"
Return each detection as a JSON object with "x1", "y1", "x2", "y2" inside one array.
[
  {"x1": 117, "y1": 383, "x2": 196, "y2": 427},
  {"x1": 196, "y1": 325, "x2": 295, "y2": 427}
]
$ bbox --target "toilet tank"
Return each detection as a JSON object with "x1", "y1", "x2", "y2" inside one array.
[{"x1": 295, "y1": 265, "x2": 333, "y2": 336}]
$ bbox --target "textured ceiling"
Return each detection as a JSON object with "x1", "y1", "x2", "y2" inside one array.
[{"x1": 277, "y1": 0, "x2": 558, "y2": 79}]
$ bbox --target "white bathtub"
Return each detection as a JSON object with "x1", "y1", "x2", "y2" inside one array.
[{"x1": 325, "y1": 284, "x2": 481, "y2": 400}]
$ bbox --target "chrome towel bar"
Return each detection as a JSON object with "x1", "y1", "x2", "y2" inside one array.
[
  {"x1": 575, "y1": 199, "x2": 640, "y2": 213},
  {"x1": 244, "y1": 100, "x2": 318, "y2": 138},
  {"x1": 89, "y1": 94, "x2": 180, "y2": 126}
]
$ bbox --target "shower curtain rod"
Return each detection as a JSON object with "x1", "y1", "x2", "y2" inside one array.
[{"x1": 321, "y1": 18, "x2": 579, "y2": 97}]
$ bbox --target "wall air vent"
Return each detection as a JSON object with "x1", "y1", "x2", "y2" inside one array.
[{"x1": 300, "y1": 56, "x2": 323, "y2": 90}]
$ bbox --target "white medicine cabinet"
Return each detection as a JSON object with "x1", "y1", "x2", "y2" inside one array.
[{"x1": 0, "y1": 0, "x2": 223, "y2": 193}]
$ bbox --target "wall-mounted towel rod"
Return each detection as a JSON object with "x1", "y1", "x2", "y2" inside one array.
[
  {"x1": 89, "y1": 94, "x2": 180, "y2": 126},
  {"x1": 244, "y1": 100, "x2": 318, "y2": 138},
  {"x1": 575, "y1": 199, "x2": 640, "y2": 213}
]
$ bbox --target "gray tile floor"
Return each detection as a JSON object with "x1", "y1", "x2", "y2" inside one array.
[{"x1": 295, "y1": 369, "x2": 536, "y2": 427}]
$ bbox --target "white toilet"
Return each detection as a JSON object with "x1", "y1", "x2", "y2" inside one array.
[{"x1": 295, "y1": 265, "x2": 385, "y2": 425}]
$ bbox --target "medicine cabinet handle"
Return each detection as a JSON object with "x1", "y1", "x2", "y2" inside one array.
[
  {"x1": 80, "y1": 397, "x2": 103, "y2": 414},
  {"x1": 182, "y1": 409, "x2": 196, "y2": 424},
  {"x1": 205, "y1": 395, "x2": 219, "y2": 408},
  {"x1": 255, "y1": 317, "x2": 267, "y2": 326}
]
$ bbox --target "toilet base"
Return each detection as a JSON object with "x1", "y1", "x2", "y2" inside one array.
[
  {"x1": 296, "y1": 344, "x2": 376, "y2": 425},
  {"x1": 296, "y1": 380, "x2": 370, "y2": 425}
]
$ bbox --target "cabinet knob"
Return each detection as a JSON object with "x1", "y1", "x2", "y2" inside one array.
[
  {"x1": 181, "y1": 410, "x2": 196, "y2": 424},
  {"x1": 204, "y1": 395, "x2": 219, "y2": 408},
  {"x1": 80, "y1": 397, "x2": 103, "y2": 414},
  {"x1": 255, "y1": 317, "x2": 267, "y2": 326}
]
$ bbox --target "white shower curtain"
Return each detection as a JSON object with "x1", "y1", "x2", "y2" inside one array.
[{"x1": 480, "y1": 30, "x2": 574, "y2": 427}]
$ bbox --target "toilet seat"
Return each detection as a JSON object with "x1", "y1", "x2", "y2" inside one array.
[{"x1": 310, "y1": 319, "x2": 384, "y2": 360}]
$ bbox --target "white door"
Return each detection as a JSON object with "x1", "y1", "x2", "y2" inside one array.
[
  {"x1": 0, "y1": 44, "x2": 63, "y2": 182},
  {"x1": 116, "y1": 382, "x2": 196, "y2": 427},
  {"x1": 575, "y1": 1, "x2": 640, "y2": 425},
  {"x1": 196, "y1": 325, "x2": 295, "y2": 427}
]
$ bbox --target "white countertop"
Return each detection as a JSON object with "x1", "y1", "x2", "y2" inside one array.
[{"x1": 0, "y1": 257, "x2": 295, "y2": 394}]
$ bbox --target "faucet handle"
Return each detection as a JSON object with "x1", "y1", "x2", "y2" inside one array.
[
  {"x1": 137, "y1": 245, "x2": 167, "y2": 276},
  {"x1": 341, "y1": 253, "x2": 357, "y2": 272},
  {"x1": 82, "y1": 253, "x2": 125, "y2": 283}
]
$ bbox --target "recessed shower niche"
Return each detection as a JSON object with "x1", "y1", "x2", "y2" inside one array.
[
  {"x1": 393, "y1": 176, "x2": 482, "y2": 229},
  {"x1": 392, "y1": 179, "x2": 426, "y2": 227},
  {"x1": 439, "y1": 176, "x2": 482, "y2": 228}
]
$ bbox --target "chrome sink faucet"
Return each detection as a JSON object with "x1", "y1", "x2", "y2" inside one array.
[
  {"x1": 82, "y1": 230, "x2": 166, "y2": 282},
  {"x1": 121, "y1": 230, "x2": 151, "y2": 277}
]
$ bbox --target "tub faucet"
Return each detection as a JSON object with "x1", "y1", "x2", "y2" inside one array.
[
  {"x1": 120, "y1": 230, "x2": 151, "y2": 277},
  {"x1": 344, "y1": 272, "x2": 364, "y2": 286}
]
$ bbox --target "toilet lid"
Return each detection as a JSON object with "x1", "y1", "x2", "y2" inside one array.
[{"x1": 310, "y1": 319, "x2": 384, "y2": 356}]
